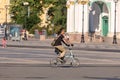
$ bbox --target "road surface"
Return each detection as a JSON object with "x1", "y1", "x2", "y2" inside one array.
[{"x1": 0, "y1": 47, "x2": 120, "y2": 80}]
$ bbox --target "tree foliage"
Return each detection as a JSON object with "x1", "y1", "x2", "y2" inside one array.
[
  {"x1": 10, "y1": 0, "x2": 67, "y2": 34},
  {"x1": 10, "y1": 0, "x2": 42, "y2": 30},
  {"x1": 41, "y1": 0, "x2": 67, "y2": 35},
  {"x1": 47, "y1": 0, "x2": 67, "y2": 27}
]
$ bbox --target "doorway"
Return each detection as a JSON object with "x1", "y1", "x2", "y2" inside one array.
[{"x1": 102, "y1": 16, "x2": 108, "y2": 36}]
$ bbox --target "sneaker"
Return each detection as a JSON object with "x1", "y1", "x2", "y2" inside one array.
[
  {"x1": 54, "y1": 62, "x2": 57, "y2": 65},
  {"x1": 63, "y1": 60, "x2": 66, "y2": 63},
  {"x1": 57, "y1": 57, "x2": 63, "y2": 61},
  {"x1": 57, "y1": 57, "x2": 67, "y2": 64}
]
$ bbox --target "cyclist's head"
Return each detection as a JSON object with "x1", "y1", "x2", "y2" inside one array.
[{"x1": 58, "y1": 27, "x2": 65, "y2": 35}]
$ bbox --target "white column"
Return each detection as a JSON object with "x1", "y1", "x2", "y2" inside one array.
[
  {"x1": 110, "y1": 2, "x2": 115, "y2": 33},
  {"x1": 116, "y1": 1, "x2": 120, "y2": 32},
  {"x1": 84, "y1": 4, "x2": 89, "y2": 33},
  {"x1": 77, "y1": 4, "x2": 89, "y2": 33},
  {"x1": 77, "y1": 5, "x2": 82, "y2": 32},
  {"x1": 67, "y1": 7, "x2": 70, "y2": 32},
  {"x1": 66, "y1": 1, "x2": 71, "y2": 32},
  {"x1": 69, "y1": 4, "x2": 75, "y2": 32},
  {"x1": 74, "y1": 3, "x2": 79, "y2": 32}
]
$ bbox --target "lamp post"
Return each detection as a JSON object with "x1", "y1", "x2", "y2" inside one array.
[
  {"x1": 113, "y1": 0, "x2": 118, "y2": 44},
  {"x1": 23, "y1": 2, "x2": 29, "y2": 29},
  {"x1": 5, "y1": 5, "x2": 9, "y2": 40},
  {"x1": 5, "y1": 5, "x2": 8, "y2": 25},
  {"x1": 78, "y1": 0, "x2": 89, "y2": 43}
]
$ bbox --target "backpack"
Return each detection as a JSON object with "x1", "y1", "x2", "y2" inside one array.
[{"x1": 51, "y1": 36, "x2": 59, "y2": 46}]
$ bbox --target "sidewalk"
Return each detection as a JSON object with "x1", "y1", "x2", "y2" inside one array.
[{"x1": 0, "y1": 38, "x2": 120, "y2": 50}]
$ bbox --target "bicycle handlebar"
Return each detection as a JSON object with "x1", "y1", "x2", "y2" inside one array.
[
  {"x1": 67, "y1": 44, "x2": 74, "y2": 50},
  {"x1": 71, "y1": 44, "x2": 74, "y2": 46},
  {"x1": 67, "y1": 44, "x2": 74, "y2": 47}
]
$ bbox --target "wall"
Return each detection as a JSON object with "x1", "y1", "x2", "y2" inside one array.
[{"x1": 0, "y1": 0, "x2": 10, "y2": 24}]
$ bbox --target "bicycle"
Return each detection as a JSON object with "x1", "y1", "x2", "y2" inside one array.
[{"x1": 50, "y1": 45, "x2": 80, "y2": 67}]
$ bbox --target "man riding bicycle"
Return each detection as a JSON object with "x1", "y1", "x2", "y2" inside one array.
[{"x1": 54, "y1": 27, "x2": 72, "y2": 62}]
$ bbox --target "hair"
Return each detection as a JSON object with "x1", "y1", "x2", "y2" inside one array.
[{"x1": 57, "y1": 27, "x2": 65, "y2": 35}]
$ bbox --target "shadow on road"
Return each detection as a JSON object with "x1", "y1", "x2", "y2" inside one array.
[
  {"x1": 83, "y1": 76, "x2": 120, "y2": 80},
  {"x1": 82, "y1": 49, "x2": 120, "y2": 53},
  {"x1": 1, "y1": 63, "x2": 120, "y2": 68},
  {"x1": 25, "y1": 77, "x2": 48, "y2": 79}
]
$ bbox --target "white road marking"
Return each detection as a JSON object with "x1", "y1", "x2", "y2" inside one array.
[
  {"x1": 0, "y1": 57, "x2": 47, "y2": 64},
  {"x1": 79, "y1": 57, "x2": 120, "y2": 63}
]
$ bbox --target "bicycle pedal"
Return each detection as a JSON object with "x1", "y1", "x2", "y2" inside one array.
[
  {"x1": 61, "y1": 60, "x2": 66, "y2": 64},
  {"x1": 73, "y1": 55, "x2": 75, "y2": 57},
  {"x1": 57, "y1": 57, "x2": 61, "y2": 60},
  {"x1": 54, "y1": 62, "x2": 57, "y2": 65}
]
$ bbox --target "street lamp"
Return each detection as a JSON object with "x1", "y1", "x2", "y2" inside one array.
[
  {"x1": 23, "y1": 2, "x2": 29, "y2": 29},
  {"x1": 5, "y1": 5, "x2": 8, "y2": 25},
  {"x1": 78, "y1": 0, "x2": 89, "y2": 43},
  {"x1": 5, "y1": 5, "x2": 9, "y2": 40},
  {"x1": 113, "y1": 0, "x2": 119, "y2": 44}
]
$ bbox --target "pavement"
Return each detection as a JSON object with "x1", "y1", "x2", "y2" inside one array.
[
  {"x1": 0, "y1": 38, "x2": 120, "y2": 50},
  {"x1": 0, "y1": 47, "x2": 120, "y2": 65},
  {"x1": 0, "y1": 47, "x2": 120, "y2": 80},
  {"x1": 0, "y1": 39, "x2": 120, "y2": 80}
]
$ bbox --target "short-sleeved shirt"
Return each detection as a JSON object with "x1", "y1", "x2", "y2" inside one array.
[{"x1": 54, "y1": 34, "x2": 64, "y2": 46}]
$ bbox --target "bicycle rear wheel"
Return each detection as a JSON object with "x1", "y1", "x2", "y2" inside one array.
[
  {"x1": 70, "y1": 58, "x2": 80, "y2": 67},
  {"x1": 50, "y1": 58, "x2": 63, "y2": 67},
  {"x1": 50, "y1": 58, "x2": 58, "y2": 67}
]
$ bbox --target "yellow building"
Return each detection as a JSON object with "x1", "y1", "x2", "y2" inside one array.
[{"x1": 0, "y1": 0, "x2": 10, "y2": 24}]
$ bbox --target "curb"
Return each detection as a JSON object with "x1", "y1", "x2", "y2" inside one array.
[
  {"x1": 1, "y1": 44, "x2": 120, "y2": 52},
  {"x1": 0, "y1": 44, "x2": 53, "y2": 49}
]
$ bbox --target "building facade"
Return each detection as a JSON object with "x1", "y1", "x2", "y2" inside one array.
[
  {"x1": 0, "y1": 0, "x2": 10, "y2": 24},
  {"x1": 66, "y1": 0, "x2": 120, "y2": 39}
]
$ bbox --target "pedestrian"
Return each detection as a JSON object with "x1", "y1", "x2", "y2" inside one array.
[
  {"x1": 24, "y1": 30, "x2": 27, "y2": 40},
  {"x1": 2, "y1": 37, "x2": 7, "y2": 48}
]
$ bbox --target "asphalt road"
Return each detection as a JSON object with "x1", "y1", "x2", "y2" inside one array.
[{"x1": 0, "y1": 47, "x2": 120, "y2": 80}]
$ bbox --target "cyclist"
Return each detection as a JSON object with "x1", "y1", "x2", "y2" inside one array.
[{"x1": 54, "y1": 27, "x2": 72, "y2": 62}]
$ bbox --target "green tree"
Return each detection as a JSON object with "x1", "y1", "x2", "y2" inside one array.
[
  {"x1": 10, "y1": 0, "x2": 42, "y2": 31},
  {"x1": 50, "y1": 0, "x2": 67, "y2": 27},
  {"x1": 10, "y1": 0, "x2": 67, "y2": 34},
  {"x1": 42, "y1": 0, "x2": 67, "y2": 34}
]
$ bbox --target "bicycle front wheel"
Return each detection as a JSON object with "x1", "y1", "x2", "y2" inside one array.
[{"x1": 70, "y1": 58, "x2": 80, "y2": 67}]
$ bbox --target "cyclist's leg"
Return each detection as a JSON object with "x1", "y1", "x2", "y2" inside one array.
[
  {"x1": 55, "y1": 46, "x2": 66, "y2": 58},
  {"x1": 55, "y1": 48, "x2": 60, "y2": 55}
]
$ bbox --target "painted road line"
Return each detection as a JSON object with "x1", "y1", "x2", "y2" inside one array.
[
  {"x1": 78, "y1": 57, "x2": 120, "y2": 63},
  {"x1": 0, "y1": 57, "x2": 48, "y2": 63}
]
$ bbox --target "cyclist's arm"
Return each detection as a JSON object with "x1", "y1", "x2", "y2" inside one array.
[{"x1": 62, "y1": 37, "x2": 71, "y2": 46}]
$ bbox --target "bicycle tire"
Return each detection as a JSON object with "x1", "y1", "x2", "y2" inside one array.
[
  {"x1": 50, "y1": 58, "x2": 58, "y2": 67},
  {"x1": 70, "y1": 58, "x2": 80, "y2": 67}
]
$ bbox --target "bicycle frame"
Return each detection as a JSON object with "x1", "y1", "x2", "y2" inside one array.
[
  {"x1": 64, "y1": 47, "x2": 76, "y2": 62},
  {"x1": 51, "y1": 46, "x2": 80, "y2": 67}
]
